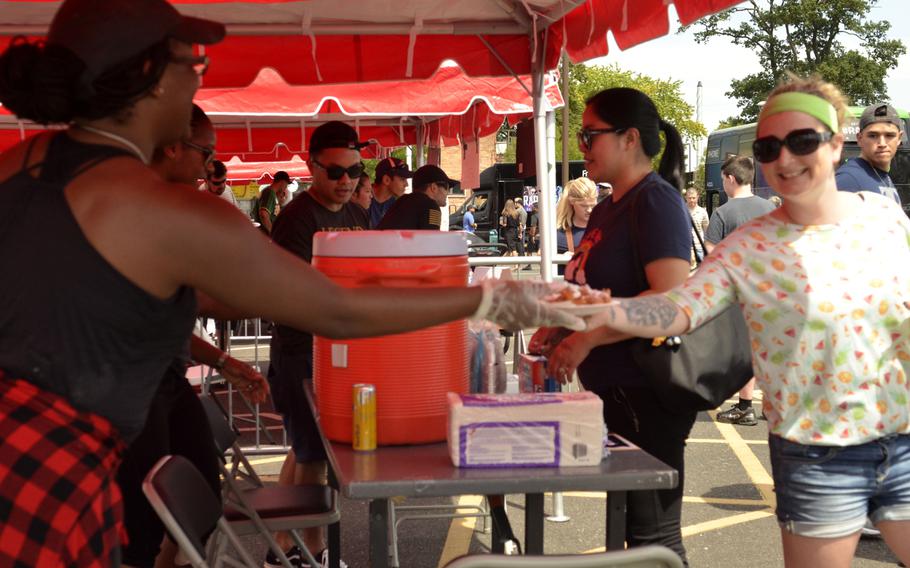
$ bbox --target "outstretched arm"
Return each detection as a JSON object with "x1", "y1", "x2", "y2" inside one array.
[{"x1": 591, "y1": 295, "x2": 690, "y2": 338}]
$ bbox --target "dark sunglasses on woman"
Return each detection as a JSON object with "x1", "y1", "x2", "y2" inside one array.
[
  {"x1": 752, "y1": 128, "x2": 834, "y2": 163},
  {"x1": 576, "y1": 127, "x2": 627, "y2": 150},
  {"x1": 312, "y1": 159, "x2": 365, "y2": 181}
]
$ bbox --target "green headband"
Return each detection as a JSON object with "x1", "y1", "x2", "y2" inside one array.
[{"x1": 759, "y1": 92, "x2": 839, "y2": 133}]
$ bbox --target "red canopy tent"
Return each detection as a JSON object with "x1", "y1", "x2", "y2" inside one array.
[
  {"x1": 1, "y1": 0, "x2": 744, "y2": 279},
  {"x1": 195, "y1": 64, "x2": 562, "y2": 158}
]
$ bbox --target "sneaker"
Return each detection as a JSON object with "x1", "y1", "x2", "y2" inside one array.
[
  {"x1": 716, "y1": 405, "x2": 758, "y2": 426},
  {"x1": 264, "y1": 545, "x2": 304, "y2": 568},
  {"x1": 301, "y1": 548, "x2": 348, "y2": 568},
  {"x1": 861, "y1": 518, "x2": 882, "y2": 538}
]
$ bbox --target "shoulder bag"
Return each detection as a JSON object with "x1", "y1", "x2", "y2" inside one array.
[{"x1": 628, "y1": 191, "x2": 754, "y2": 412}]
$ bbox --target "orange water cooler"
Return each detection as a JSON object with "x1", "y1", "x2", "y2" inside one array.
[{"x1": 312, "y1": 231, "x2": 470, "y2": 445}]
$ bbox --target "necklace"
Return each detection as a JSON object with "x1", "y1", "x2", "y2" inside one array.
[{"x1": 73, "y1": 124, "x2": 150, "y2": 165}]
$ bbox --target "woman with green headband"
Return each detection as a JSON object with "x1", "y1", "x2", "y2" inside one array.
[{"x1": 580, "y1": 75, "x2": 910, "y2": 567}]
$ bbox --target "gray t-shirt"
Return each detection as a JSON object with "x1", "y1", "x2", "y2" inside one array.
[{"x1": 705, "y1": 195, "x2": 776, "y2": 244}]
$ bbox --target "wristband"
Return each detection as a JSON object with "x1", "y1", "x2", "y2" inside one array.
[
  {"x1": 470, "y1": 280, "x2": 495, "y2": 321},
  {"x1": 214, "y1": 351, "x2": 229, "y2": 370}
]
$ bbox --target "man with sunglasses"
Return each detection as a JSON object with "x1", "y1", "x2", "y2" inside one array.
[
  {"x1": 200, "y1": 159, "x2": 238, "y2": 208},
  {"x1": 265, "y1": 120, "x2": 367, "y2": 568},
  {"x1": 378, "y1": 164, "x2": 457, "y2": 230},
  {"x1": 369, "y1": 156, "x2": 413, "y2": 228},
  {"x1": 836, "y1": 103, "x2": 903, "y2": 205}
]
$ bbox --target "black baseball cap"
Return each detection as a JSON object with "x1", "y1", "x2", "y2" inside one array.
[
  {"x1": 309, "y1": 121, "x2": 369, "y2": 154},
  {"x1": 272, "y1": 171, "x2": 291, "y2": 183},
  {"x1": 860, "y1": 103, "x2": 903, "y2": 131},
  {"x1": 413, "y1": 165, "x2": 458, "y2": 189},
  {"x1": 375, "y1": 157, "x2": 413, "y2": 182},
  {"x1": 47, "y1": 0, "x2": 225, "y2": 84}
]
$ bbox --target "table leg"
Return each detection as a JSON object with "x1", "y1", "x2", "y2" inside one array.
[
  {"x1": 328, "y1": 521, "x2": 341, "y2": 568},
  {"x1": 491, "y1": 507, "x2": 503, "y2": 554},
  {"x1": 369, "y1": 499, "x2": 389, "y2": 568},
  {"x1": 606, "y1": 491, "x2": 626, "y2": 551},
  {"x1": 524, "y1": 493, "x2": 544, "y2": 555}
]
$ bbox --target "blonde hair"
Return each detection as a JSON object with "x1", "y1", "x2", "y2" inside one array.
[
  {"x1": 765, "y1": 73, "x2": 849, "y2": 133},
  {"x1": 556, "y1": 177, "x2": 597, "y2": 231},
  {"x1": 501, "y1": 199, "x2": 520, "y2": 219}
]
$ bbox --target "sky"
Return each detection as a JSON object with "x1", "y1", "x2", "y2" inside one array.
[{"x1": 585, "y1": 0, "x2": 909, "y2": 133}]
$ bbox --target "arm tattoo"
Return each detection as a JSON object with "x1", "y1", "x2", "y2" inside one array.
[{"x1": 619, "y1": 296, "x2": 678, "y2": 330}]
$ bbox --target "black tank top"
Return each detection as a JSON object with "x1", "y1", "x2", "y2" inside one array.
[{"x1": 0, "y1": 133, "x2": 197, "y2": 441}]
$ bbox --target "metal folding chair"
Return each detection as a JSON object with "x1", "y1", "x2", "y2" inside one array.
[
  {"x1": 199, "y1": 395, "x2": 341, "y2": 568},
  {"x1": 142, "y1": 455, "x2": 258, "y2": 568},
  {"x1": 443, "y1": 545, "x2": 684, "y2": 568}
]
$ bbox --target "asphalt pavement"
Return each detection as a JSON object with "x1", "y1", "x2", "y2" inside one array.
[{"x1": 223, "y1": 387, "x2": 904, "y2": 568}]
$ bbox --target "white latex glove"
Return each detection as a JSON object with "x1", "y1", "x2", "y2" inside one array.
[{"x1": 471, "y1": 279, "x2": 586, "y2": 331}]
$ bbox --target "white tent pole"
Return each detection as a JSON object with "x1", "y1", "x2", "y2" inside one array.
[
  {"x1": 416, "y1": 122, "x2": 426, "y2": 168},
  {"x1": 532, "y1": 42, "x2": 554, "y2": 282}
]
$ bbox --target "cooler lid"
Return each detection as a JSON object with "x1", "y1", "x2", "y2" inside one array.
[{"x1": 313, "y1": 230, "x2": 468, "y2": 257}]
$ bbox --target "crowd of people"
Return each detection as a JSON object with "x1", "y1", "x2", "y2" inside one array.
[{"x1": 2, "y1": 0, "x2": 910, "y2": 567}]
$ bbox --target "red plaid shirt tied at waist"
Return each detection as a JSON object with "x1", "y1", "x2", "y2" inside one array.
[{"x1": 0, "y1": 371, "x2": 126, "y2": 566}]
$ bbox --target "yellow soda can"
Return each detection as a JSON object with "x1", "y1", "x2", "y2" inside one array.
[{"x1": 352, "y1": 384, "x2": 377, "y2": 451}]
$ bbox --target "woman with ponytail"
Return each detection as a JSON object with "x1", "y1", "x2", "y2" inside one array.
[{"x1": 529, "y1": 87, "x2": 695, "y2": 563}]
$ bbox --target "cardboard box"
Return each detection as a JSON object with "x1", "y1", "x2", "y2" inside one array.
[
  {"x1": 517, "y1": 354, "x2": 549, "y2": 393},
  {"x1": 447, "y1": 392, "x2": 604, "y2": 468}
]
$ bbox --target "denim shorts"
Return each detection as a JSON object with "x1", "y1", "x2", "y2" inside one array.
[{"x1": 769, "y1": 434, "x2": 910, "y2": 538}]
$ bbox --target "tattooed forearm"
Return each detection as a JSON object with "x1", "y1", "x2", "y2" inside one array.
[{"x1": 618, "y1": 296, "x2": 679, "y2": 330}]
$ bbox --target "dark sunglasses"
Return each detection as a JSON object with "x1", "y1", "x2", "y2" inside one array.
[
  {"x1": 577, "y1": 127, "x2": 627, "y2": 150},
  {"x1": 182, "y1": 140, "x2": 215, "y2": 165},
  {"x1": 752, "y1": 129, "x2": 833, "y2": 163},
  {"x1": 312, "y1": 159, "x2": 365, "y2": 181},
  {"x1": 208, "y1": 177, "x2": 226, "y2": 187},
  {"x1": 169, "y1": 54, "x2": 210, "y2": 76}
]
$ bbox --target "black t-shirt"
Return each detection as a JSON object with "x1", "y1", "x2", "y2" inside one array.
[
  {"x1": 377, "y1": 192, "x2": 442, "y2": 230},
  {"x1": 271, "y1": 191, "x2": 369, "y2": 349},
  {"x1": 563, "y1": 172, "x2": 692, "y2": 390}
]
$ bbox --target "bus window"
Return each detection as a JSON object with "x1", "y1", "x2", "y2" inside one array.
[{"x1": 720, "y1": 134, "x2": 738, "y2": 160}]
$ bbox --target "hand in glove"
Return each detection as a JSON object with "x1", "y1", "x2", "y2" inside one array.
[{"x1": 471, "y1": 279, "x2": 585, "y2": 331}]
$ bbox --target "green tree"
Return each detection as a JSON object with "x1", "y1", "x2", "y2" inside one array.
[
  {"x1": 688, "y1": 0, "x2": 905, "y2": 122},
  {"x1": 559, "y1": 63, "x2": 706, "y2": 163},
  {"x1": 498, "y1": 63, "x2": 706, "y2": 167}
]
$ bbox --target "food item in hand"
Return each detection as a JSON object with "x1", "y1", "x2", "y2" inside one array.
[{"x1": 546, "y1": 284, "x2": 611, "y2": 305}]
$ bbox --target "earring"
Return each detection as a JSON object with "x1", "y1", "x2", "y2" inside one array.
[{"x1": 154, "y1": 86, "x2": 165, "y2": 96}]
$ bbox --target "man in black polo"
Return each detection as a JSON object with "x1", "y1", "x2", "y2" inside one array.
[
  {"x1": 378, "y1": 164, "x2": 456, "y2": 230},
  {"x1": 266, "y1": 120, "x2": 367, "y2": 567}
]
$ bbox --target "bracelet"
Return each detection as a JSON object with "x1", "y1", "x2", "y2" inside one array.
[{"x1": 214, "y1": 352, "x2": 230, "y2": 370}]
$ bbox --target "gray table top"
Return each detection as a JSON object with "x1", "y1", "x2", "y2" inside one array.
[{"x1": 324, "y1": 437, "x2": 678, "y2": 500}]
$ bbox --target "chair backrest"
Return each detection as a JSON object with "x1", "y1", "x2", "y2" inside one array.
[
  {"x1": 443, "y1": 546, "x2": 683, "y2": 568},
  {"x1": 199, "y1": 395, "x2": 239, "y2": 455},
  {"x1": 143, "y1": 455, "x2": 228, "y2": 565}
]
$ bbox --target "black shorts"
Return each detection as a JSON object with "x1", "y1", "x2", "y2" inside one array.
[
  {"x1": 117, "y1": 367, "x2": 221, "y2": 568},
  {"x1": 267, "y1": 336, "x2": 327, "y2": 464}
]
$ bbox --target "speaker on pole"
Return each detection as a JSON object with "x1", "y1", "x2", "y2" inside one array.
[{"x1": 515, "y1": 119, "x2": 536, "y2": 179}]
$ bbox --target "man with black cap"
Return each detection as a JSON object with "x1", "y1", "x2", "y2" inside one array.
[
  {"x1": 258, "y1": 170, "x2": 291, "y2": 234},
  {"x1": 265, "y1": 120, "x2": 367, "y2": 568},
  {"x1": 369, "y1": 156, "x2": 413, "y2": 227},
  {"x1": 378, "y1": 164, "x2": 457, "y2": 230},
  {"x1": 836, "y1": 103, "x2": 904, "y2": 204}
]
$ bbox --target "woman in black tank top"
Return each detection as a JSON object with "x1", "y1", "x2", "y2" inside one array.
[{"x1": 0, "y1": 0, "x2": 581, "y2": 565}]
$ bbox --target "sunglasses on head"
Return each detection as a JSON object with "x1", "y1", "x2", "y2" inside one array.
[
  {"x1": 752, "y1": 129, "x2": 833, "y2": 163},
  {"x1": 576, "y1": 127, "x2": 627, "y2": 150},
  {"x1": 312, "y1": 159, "x2": 365, "y2": 181}
]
